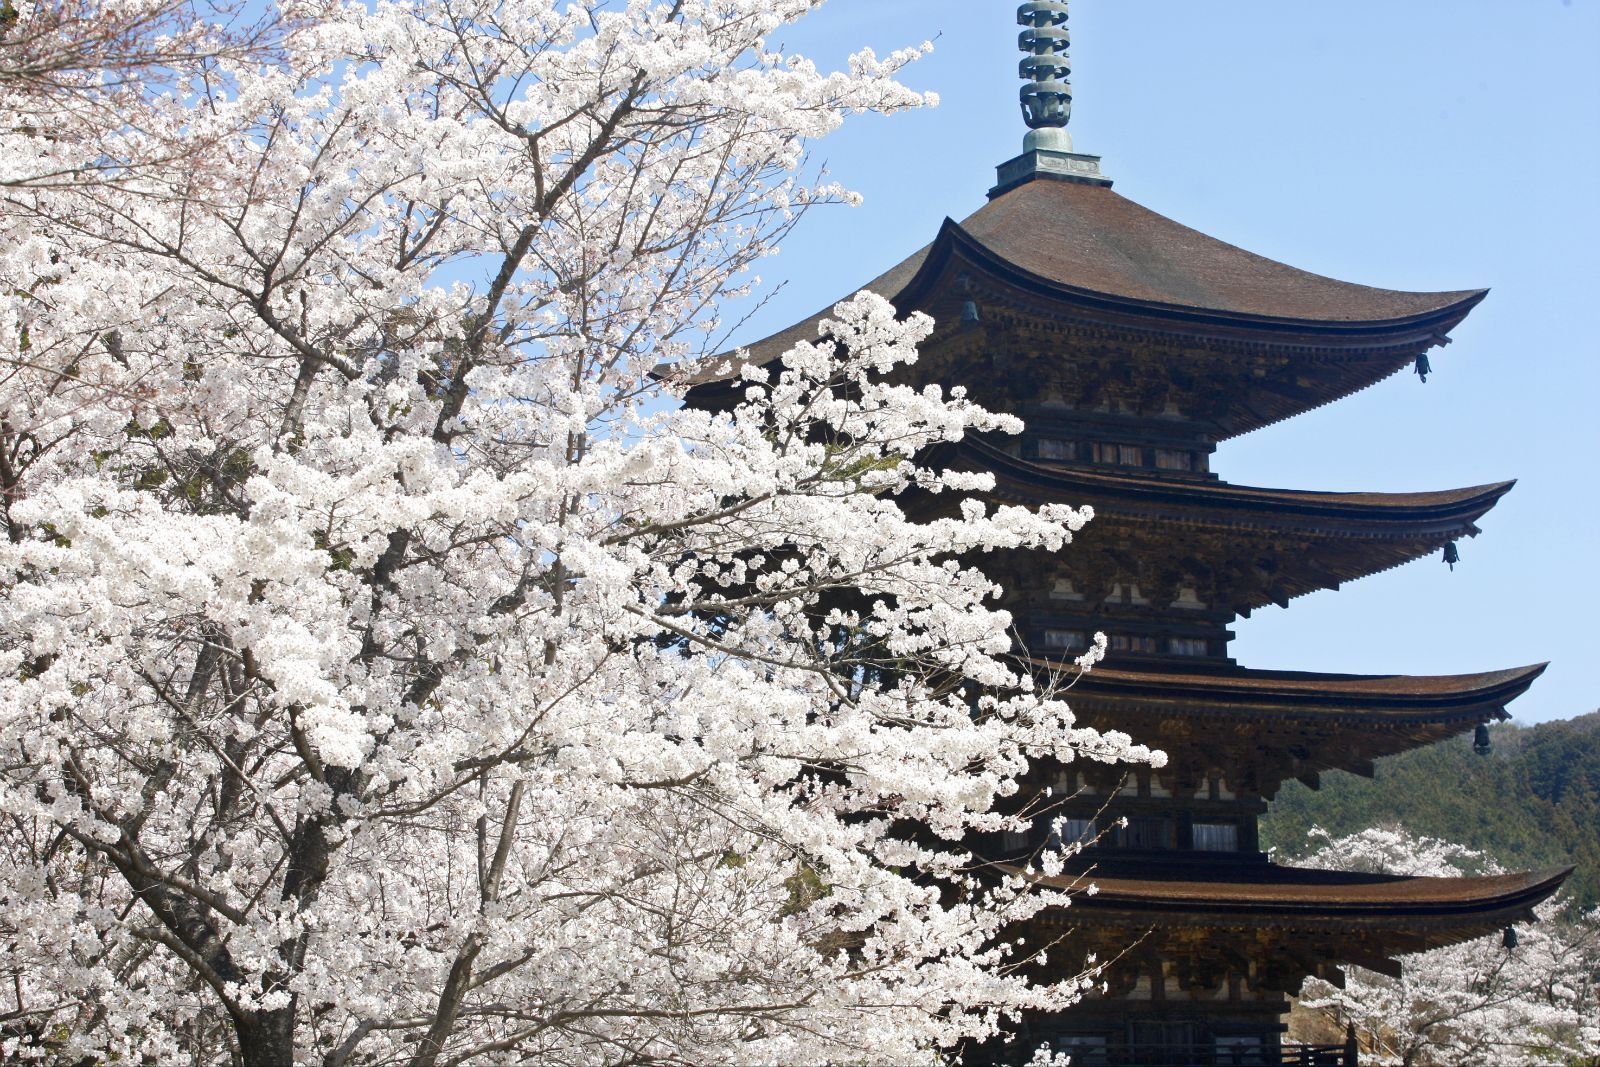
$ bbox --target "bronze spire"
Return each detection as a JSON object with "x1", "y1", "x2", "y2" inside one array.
[{"x1": 1018, "y1": 1, "x2": 1072, "y2": 138}]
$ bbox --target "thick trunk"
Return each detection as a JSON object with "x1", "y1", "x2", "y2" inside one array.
[
  {"x1": 237, "y1": 1009, "x2": 296, "y2": 1067},
  {"x1": 242, "y1": 776, "x2": 350, "y2": 1067}
]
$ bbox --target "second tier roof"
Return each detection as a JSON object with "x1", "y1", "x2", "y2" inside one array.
[{"x1": 934, "y1": 437, "x2": 1512, "y2": 612}]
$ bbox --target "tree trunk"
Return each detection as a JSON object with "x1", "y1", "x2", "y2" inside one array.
[{"x1": 237, "y1": 1010, "x2": 296, "y2": 1067}]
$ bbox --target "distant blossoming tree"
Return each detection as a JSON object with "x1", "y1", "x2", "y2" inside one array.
[
  {"x1": 1298, "y1": 827, "x2": 1600, "y2": 1067},
  {"x1": 0, "y1": 1, "x2": 1153, "y2": 1064}
]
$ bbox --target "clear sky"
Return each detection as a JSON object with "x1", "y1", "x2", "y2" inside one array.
[{"x1": 723, "y1": 0, "x2": 1600, "y2": 724}]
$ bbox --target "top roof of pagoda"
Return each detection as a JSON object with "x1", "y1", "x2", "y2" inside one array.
[
  {"x1": 953, "y1": 178, "x2": 1483, "y2": 324},
  {"x1": 686, "y1": 176, "x2": 1486, "y2": 390}
]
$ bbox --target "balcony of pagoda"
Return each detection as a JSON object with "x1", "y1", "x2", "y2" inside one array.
[
  {"x1": 1006, "y1": 1040, "x2": 1352, "y2": 1067},
  {"x1": 988, "y1": 763, "x2": 1268, "y2": 865},
  {"x1": 1012, "y1": 407, "x2": 1220, "y2": 483}
]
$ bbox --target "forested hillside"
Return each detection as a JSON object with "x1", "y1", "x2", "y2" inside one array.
[{"x1": 1262, "y1": 711, "x2": 1600, "y2": 907}]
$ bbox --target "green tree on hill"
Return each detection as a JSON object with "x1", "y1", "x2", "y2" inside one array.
[{"x1": 1263, "y1": 712, "x2": 1600, "y2": 907}]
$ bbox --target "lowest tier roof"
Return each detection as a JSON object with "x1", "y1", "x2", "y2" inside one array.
[
  {"x1": 1013, "y1": 860, "x2": 1571, "y2": 983},
  {"x1": 1026, "y1": 861, "x2": 1571, "y2": 942}
]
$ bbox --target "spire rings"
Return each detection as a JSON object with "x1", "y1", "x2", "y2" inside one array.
[
  {"x1": 1018, "y1": 1, "x2": 1072, "y2": 129},
  {"x1": 1020, "y1": 55, "x2": 1071, "y2": 82},
  {"x1": 1018, "y1": 25, "x2": 1071, "y2": 58},
  {"x1": 1018, "y1": 0, "x2": 1070, "y2": 30}
]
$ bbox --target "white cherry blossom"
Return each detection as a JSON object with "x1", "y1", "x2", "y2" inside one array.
[{"x1": 0, "y1": 2, "x2": 1153, "y2": 1063}]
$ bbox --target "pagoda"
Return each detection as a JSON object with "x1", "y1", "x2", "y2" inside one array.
[{"x1": 686, "y1": 3, "x2": 1570, "y2": 1064}]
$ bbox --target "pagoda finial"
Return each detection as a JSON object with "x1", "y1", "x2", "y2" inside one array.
[
  {"x1": 991, "y1": 0, "x2": 1109, "y2": 196},
  {"x1": 1018, "y1": 1, "x2": 1073, "y2": 152}
]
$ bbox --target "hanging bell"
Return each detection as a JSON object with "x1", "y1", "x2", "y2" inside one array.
[
  {"x1": 1473, "y1": 723, "x2": 1492, "y2": 756},
  {"x1": 1415, "y1": 352, "x2": 1432, "y2": 382},
  {"x1": 1443, "y1": 541, "x2": 1460, "y2": 571},
  {"x1": 961, "y1": 300, "x2": 982, "y2": 329},
  {"x1": 1503, "y1": 925, "x2": 1519, "y2": 950}
]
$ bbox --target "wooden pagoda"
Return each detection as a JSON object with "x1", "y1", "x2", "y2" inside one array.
[{"x1": 686, "y1": 4, "x2": 1570, "y2": 1064}]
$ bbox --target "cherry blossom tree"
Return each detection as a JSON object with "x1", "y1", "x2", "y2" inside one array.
[
  {"x1": 0, "y1": 1, "x2": 1154, "y2": 1064},
  {"x1": 1297, "y1": 827, "x2": 1600, "y2": 1067},
  {"x1": 2, "y1": 0, "x2": 287, "y2": 190}
]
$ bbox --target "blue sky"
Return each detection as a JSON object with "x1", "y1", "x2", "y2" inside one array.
[{"x1": 724, "y1": 1, "x2": 1600, "y2": 724}]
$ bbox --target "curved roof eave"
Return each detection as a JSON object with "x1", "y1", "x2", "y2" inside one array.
[
  {"x1": 947, "y1": 178, "x2": 1488, "y2": 330},
  {"x1": 1022, "y1": 864, "x2": 1572, "y2": 920},
  {"x1": 675, "y1": 242, "x2": 936, "y2": 390},
  {"x1": 955, "y1": 438, "x2": 1514, "y2": 529},
  {"x1": 906, "y1": 217, "x2": 1488, "y2": 341},
  {"x1": 681, "y1": 183, "x2": 1488, "y2": 438},
  {"x1": 1026, "y1": 660, "x2": 1549, "y2": 715}
]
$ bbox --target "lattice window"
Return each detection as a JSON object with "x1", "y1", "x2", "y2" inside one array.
[
  {"x1": 1155, "y1": 448, "x2": 1194, "y2": 471},
  {"x1": 1110, "y1": 634, "x2": 1159, "y2": 653},
  {"x1": 1118, "y1": 816, "x2": 1174, "y2": 850},
  {"x1": 1192, "y1": 822, "x2": 1239, "y2": 852},
  {"x1": 1043, "y1": 629, "x2": 1087, "y2": 651},
  {"x1": 999, "y1": 825, "x2": 1032, "y2": 854},
  {"x1": 1036, "y1": 437, "x2": 1075, "y2": 460},
  {"x1": 1093, "y1": 442, "x2": 1143, "y2": 465},
  {"x1": 1050, "y1": 816, "x2": 1096, "y2": 849}
]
